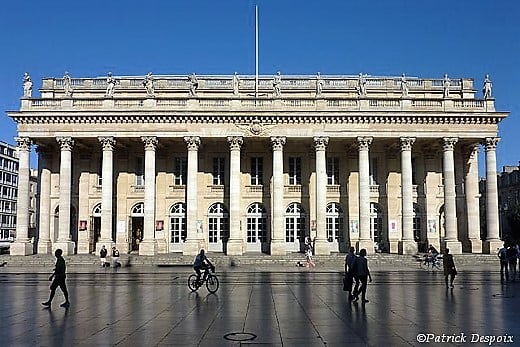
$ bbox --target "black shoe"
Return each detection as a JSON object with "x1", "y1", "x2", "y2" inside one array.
[
  {"x1": 41, "y1": 302, "x2": 51, "y2": 306},
  {"x1": 60, "y1": 302, "x2": 70, "y2": 308},
  {"x1": 362, "y1": 299, "x2": 369, "y2": 303}
]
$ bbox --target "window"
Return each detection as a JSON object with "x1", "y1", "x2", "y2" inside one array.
[
  {"x1": 413, "y1": 204, "x2": 423, "y2": 242},
  {"x1": 288, "y1": 157, "x2": 302, "y2": 185},
  {"x1": 136, "y1": 157, "x2": 144, "y2": 186},
  {"x1": 213, "y1": 157, "x2": 225, "y2": 185},
  {"x1": 97, "y1": 157, "x2": 103, "y2": 186},
  {"x1": 246, "y1": 203, "x2": 267, "y2": 243},
  {"x1": 326, "y1": 203, "x2": 344, "y2": 242},
  {"x1": 370, "y1": 203, "x2": 383, "y2": 242},
  {"x1": 208, "y1": 203, "x2": 229, "y2": 243},
  {"x1": 369, "y1": 158, "x2": 378, "y2": 185},
  {"x1": 327, "y1": 157, "x2": 340, "y2": 185},
  {"x1": 169, "y1": 203, "x2": 186, "y2": 243},
  {"x1": 174, "y1": 157, "x2": 187, "y2": 185},
  {"x1": 285, "y1": 202, "x2": 306, "y2": 242},
  {"x1": 250, "y1": 157, "x2": 263, "y2": 185}
]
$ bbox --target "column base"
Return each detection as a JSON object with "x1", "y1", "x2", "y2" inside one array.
[
  {"x1": 10, "y1": 241, "x2": 34, "y2": 255},
  {"x1": 357, "y1": 240, "x2": 375, "y2": 255},
  {"x1": 53, "y1": 241, "x2": 76, "y2": 256},
  {"x1": 313, "y1": 239, "x2": 330, "y2": 256},
  {"x1": 37, "y1": 241, "x2": 53, "y2": 254},
  {"x1": 226, "y1": 239, "x2": 244, "y2": 256},
  {"x1": 270, "y1": 240, "x2": 286, "y2": 256},
  {"x1": 398, "y1": 240, "x2": 418, "y2": 255},
  {"x1": 468, "y1": 238, "x2": 483, "y2": 253},
  {"x1": 483, "y1": 239, "x2": 503, "y2": 254},
  {"x1": 443, "y1": 240, "x2": 462, "y2": 255},
  {"x1": 182, "y1": 240, "x2": 201, "y2": 256},
  {"x1": 389, "y1": 240, "x2": 399, "y2": 254},
  {"x1": 138, "y1": 240, "x2": 157, "y2": 256},
  {"x1": 156, "y1": 239, "x2": 167, "y2": 254}
]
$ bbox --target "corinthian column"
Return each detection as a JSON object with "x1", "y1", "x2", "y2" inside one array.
[
  {"x1": 10, "y1": 137, "x2": 33, "y2": 255},
  {"x1": 357, "y1": 136, "x2": 373, "y2": 254},
  {"x1": 465, "y1": 145, "x2": 482, "y2": 253},
  {"x1": 183, "y1": 136, "x2": 201, "y2": 255},
  {"x1": 139, "y1": 136, "x2": 158, "y2": 255},
  {"x1": 96, "y1": 137, "x2": 116, "y2": 252},
  {"x1": 227, "y1": 136, "x2": 244, "y2": 255},
  {"x1": 271, "y1": 136, "x2": 286, "y2": 255},
  {"x1": 442, "y1": 137, "x2": 461, "y2": 254},
  {"x1": 399, "y1": 137, "x2": 417, "y2": 254},
  {"x1": 313, "y1": 136, "x2": 330, "y2": 255},
  {"x1": 55, "y1": 136, "x2": 75, "y2": 255},
  {"x1": 37, "y1": 147, "x2": 52, "y2": 254},
  {"x1": 483, "y1": 137, "x2": 502, "y2": 253}
]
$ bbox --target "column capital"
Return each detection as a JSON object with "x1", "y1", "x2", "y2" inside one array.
[
  {"x1": 483, "y1": 137, "x2": 500, "y2": 151},
  {"x1": 441, "y1": 137, "x2": 458, "y2": 151},
  {"x1": 141, "y1": 136, "x2": 158, "y2": 151},
  {"x1": 15, "y1": 137, "x2": 32, "y2": 152},
  {"x1": 184, "y1": 136, "x2": 201, "y2": 151},
  {"x1": 227, "y1": 136, "x2": 243, "y2": 151},
  {"x1": 399, "y1": 137, "x2": 416, "y2": 151},
  {"x1": 313, "y1": 136, "x2": 329, "y2": 151},
  {"x1": 270, "y1": 136, "x2": 286, "y2": 151},
  {"x1": 99, "y1": 136, "x2": 116, "y2": 151},
  {"x1": 56, "y1": 136, "x2": 74, "y2": 151},
  {"x1": 356, "y1": 136, "x2": 373, "y2": 151}
]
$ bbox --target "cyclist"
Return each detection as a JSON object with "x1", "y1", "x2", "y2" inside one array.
[{"x1": 193, "y1": 249, "x2": 214, "y2": 285}]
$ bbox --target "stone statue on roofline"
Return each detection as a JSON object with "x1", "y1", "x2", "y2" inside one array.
[
  {"x1": 233, "y1": 72, "x2": 240, "y2": 95},
  {"x1": 105, "y1": 72, "x2": 117, "y2": 98},
  {"x1": 357, "y1": 73, "x2": 367, "y2": 97},
  {"x1": 443, "y1": 73, "x2": 451, "y2": 98},
  {"x1": 63, "y1": 72, "x2": 73, "y2": 97},
  {"x1": 483, "y1": 74, "x2": 492, "y2": 99},
  {"x1": 400, "y1": 73, "x2": 409, "y2": 97},
  {"x1": 316, "y1": 72, "x2": 324, "y2": 97},
  {"x1": 143, "y1": 72, "x2": 155, "y2": 97},
  {"x1": 188, "y1": 73, "x2": 199, "y2": 96},
  {"x1": 273, "y1": 71, "x2": 281, "y2": 97},
  {"x1": 23, "y1": 72, "x2": 33, "y2": 98}
]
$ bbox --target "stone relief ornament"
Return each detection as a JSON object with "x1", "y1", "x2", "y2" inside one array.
[{"x1": 235, "y1": 119, "x2": 276, "y2": 136}]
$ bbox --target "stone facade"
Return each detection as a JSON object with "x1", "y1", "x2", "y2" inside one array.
[{"x1": 8, "y1": 73, "x2": 507, "y2": 256}]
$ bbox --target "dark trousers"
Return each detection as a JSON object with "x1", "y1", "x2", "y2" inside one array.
[
  {"x1": 345, "y1": 272, "x2": 354, "y2": 298},
  {"x1": 500, "y1": 261, "x2": 509, "y2": 280},
  {"x1": 353, "y1": 275, "x2": 368, "y2": 300}
]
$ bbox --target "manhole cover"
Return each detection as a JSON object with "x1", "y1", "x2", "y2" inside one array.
[{"x1": 223, "y1": 332, "x2": 257, "y2": 342}]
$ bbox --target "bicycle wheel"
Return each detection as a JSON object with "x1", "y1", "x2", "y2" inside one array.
[
  {"x1": 419, "y1": 259, "x2": 429, "y2": 270},
  {"x1": 206, "y1": 275, "x2": 219, "y2": 293},
  {"x1": 188, "y1": 274, "x2": 199, "y2": 292}
]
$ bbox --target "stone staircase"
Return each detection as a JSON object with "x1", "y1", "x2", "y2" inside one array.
[{"x1": 0, "y1": 252, "x2": 499, "y2": 269}]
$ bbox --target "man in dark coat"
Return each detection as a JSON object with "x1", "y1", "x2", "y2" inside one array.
[{"x1": 42, "y1": 249, "x2": 70, "y2": 308}]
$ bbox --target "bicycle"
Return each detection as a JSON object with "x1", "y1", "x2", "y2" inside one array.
[
  {"x1": 420, "y1": 254, "x2": 443, "y2": 271},
  {"x1": 188, "y1": 266, "x2": 220, "y2": 293}
]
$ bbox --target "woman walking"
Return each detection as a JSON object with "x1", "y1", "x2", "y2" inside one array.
[{"x1": 443, "y1": 248, "x2": 457, "y2": 288}]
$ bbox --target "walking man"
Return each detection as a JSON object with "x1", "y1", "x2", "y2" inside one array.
[
  {"x1": 443, "y1": 248, "x2": 457, "y2": 288},
  {"x1": 352, "y1": 248, "x2": 372, "y2": 303},
  {"x1": 42, "y1": 249, "x2": 70, "y2": 308},
  {"x1": 100, "y1": 245, "x2": 108, "y2": 267},
  {"x1": 498, "y1": 244, "x2": 508, "y2": 281},
  {"x1": 344, "y1": 247, "x2": 357, "y2": 300}
]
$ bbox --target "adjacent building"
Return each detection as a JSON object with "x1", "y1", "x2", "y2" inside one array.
[
  {"x1": 7, "y1": 72, "x2": 508, "y2": 256},
  {"x1": 0, "y1": 142, "x2": 19, "y2": 243}
]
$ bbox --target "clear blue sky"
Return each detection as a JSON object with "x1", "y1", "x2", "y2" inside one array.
[{"x1": 0, "y1": 0, "x2": 518, "y2": 174}]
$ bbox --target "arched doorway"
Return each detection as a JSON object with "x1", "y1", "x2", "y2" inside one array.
[
  {"x1": 92, "y1": 203, "x2": 101, "y2": 251},
  {"x1": 246, "y1": 202, "x2": 268, "y2": 253},
  {"x1": 207, "y1": 203, "x2": 229, "y2": 253},
  {"x1": 169, "y1": 202, "x2": 186, "y2": 252},
  {"x1": 285, "y1": 202, "x2": 306, "y2": 252},
  {"x1": 130, "y1": 202, "x2": 144, "y2": 252},
  {"x1": 326, "y1": 202, "x2": 344, "y2": 252}
]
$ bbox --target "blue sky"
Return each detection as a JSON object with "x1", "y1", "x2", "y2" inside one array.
[{"x1": 0, "y1": 0, "x2": 518, "y2": 174}]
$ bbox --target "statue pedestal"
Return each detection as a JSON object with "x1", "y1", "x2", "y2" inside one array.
[
  {"x1": 443, "y1": 240, "x2": 462, "y2": 255},
  {"x1": 398, "y1": 240, "x2": 418, "y2": 255},
  {"x1": 483, "y1": 239, "x2": 503, "y2": 254},
  {"x1": 226, "y1": 239, "x2": 244, "y2": 256},
  {"x1": 138, "y1": 240, "x2": 157, "y2": 256},
  {"x1": 10, "y1": 241, "x2": 33, "y2": 256},
  {"x1": 357, "y1": 240, "x2": 375, "y2": 255},
  {"x1": 37, "y1": 241, "x2": 53, "y2": 255},
  {"x1": 53, "y1": 241, "x2": 75, "y2": 256},
  {"x1": 270, "y1": 240, "x2": 286, "y2": 256},
  {"x1": 313, "y1": 239, "x2": 331, "y2": 256}
]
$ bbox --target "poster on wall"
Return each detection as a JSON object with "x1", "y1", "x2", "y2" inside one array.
[
  {"x1": 196, "y1": 220, "x2": 203, "y2": 234},
  {"x1": 117, "y1": 221, "x2": 126, "y2": 233},
  {"x1": 79, "y1": 220, "x2": 87, "y2": 231},
  {"x1": 428, "y1": 219, "x2": 436, "y2": 233},
  {"x1": 350, "y1": 220, "x2": 358, "y2": 233},
  {"x1": 389, "y1": 220, "x2": 398, "y2": 233},
  {"x1": 155, "y1": 220, "x2": 164, "y2": 231}
]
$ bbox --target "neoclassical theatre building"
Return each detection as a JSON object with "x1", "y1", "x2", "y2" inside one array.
[{"x1": 8, "y1": 72, "x2": 507, "y2": 256}]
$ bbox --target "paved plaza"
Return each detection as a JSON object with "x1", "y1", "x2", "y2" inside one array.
[{"x1": 0, "y1": 262, "x2": 518, "y2": 346}]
